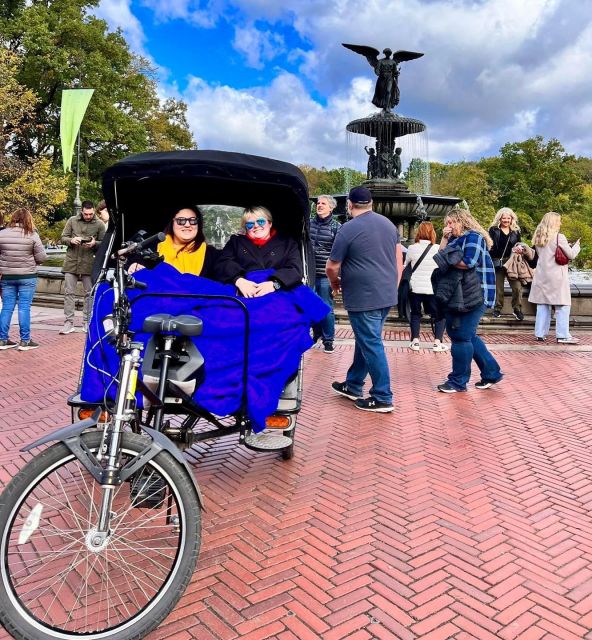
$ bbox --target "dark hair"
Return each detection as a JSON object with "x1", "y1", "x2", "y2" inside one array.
[
  {"x1": 81, "y1": 200, "x2": 94, "y2": 211},
  {"x1": 164, "y1": 206, "x2": 205, "y2": 254},
  {"x1": 97, "y1": 200, "x2": 107, "y2": 211},
  {"x1": 8, "y1": 208, "x2": 35, "y2": 235}
]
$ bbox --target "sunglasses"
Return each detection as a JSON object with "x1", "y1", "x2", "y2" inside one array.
[
  {"x1": 245, "y1": 218, "x2": 268, "y2": 230},
  {"x1": 174, "y1": 217, "x2": 198, "y2": 226}
]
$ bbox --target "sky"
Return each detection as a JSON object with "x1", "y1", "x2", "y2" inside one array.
[{"x1": 94, "y1": 0, "x2": 592, "y2": 172}]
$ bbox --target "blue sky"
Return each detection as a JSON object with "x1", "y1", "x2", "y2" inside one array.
[{"x1": 95, "y1": 0, "x2": 592, "y2": 173}]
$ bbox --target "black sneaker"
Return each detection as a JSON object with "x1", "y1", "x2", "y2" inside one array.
[
  {"x1": 331, "y1": 381, "x2": 362, "y2": 401},
  {"x1": 512, "y1": 309, "x2": 524, "y2": 321},
  {"x1": 535, "y1": 337, "x2": 545, "y2": 342},
  {"x1": 437, "y1": 382, "x2": 464, "y2": 393},
  {"x1": 0, "y1": 339, "x2": 18, "y2": 350},
  {"x1": 18, "y1": 340, "x2": 40, "y2": 351},
  {"x1": 492, "y1": 310, "x2": 501, "y2": 318},
  {"x1": 475, "y1": 375, "x2": 503, "y2": 390},
  {"x1": 323, "y1": 342, "x2": 335, "y2": 353},
  {"x1": 354, "y1": 397, "x2": 394, "y2": 413}
]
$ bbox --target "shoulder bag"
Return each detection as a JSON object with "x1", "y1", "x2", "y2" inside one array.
[
  {"x1": 492, "y1": 232, "x2": 511, "y2": 269},
  {"x1": 397, "y1": 244, "x2": 433, "y2": 320},
  {"x1": 555, "y1": 235, "x2": 569, "y2": 266}
]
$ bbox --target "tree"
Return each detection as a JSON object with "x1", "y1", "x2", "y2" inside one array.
[
  {"x1": 299, "y1": 166, "x2": 365, "y2": 196},
  {"x1": 430, "y1": 161, "x2": 499, "y2": 228},
  {"x1": 482, "y1": 137, "x2": 584, "y2": 227},
  {"x1": 0, "y1": 49, "x2": 67, "y2": 227},
  {"x1": 0, "y1": 0, "x2": 195, "y2": 187}
]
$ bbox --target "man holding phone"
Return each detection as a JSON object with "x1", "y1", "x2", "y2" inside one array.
[{"x1": 60, "y1": 201, "x2": 105, "y2": 334}]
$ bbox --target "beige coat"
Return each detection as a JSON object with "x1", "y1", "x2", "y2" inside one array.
[{"x1": 527, "y1": 233, "x2": 580, "y2": 306}]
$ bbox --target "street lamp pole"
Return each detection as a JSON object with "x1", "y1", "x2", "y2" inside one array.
[{"x1": 73, "y1": 130, "x2": 81, "y2": 216}]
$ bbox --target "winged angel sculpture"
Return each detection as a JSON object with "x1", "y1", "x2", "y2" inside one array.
[{"x1": 342, "y1": 44, "x2": 423, "y2": 111}]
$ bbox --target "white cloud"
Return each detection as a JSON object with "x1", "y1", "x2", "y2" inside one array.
[
  {"x1": 140, "y1": 0, "x2": 220, "y2": 28},
  {"x1": 94, "y1": 0, "x2": 147, "y2": 54},
  {"x1": 177, "y1": 73, "x2": 374, "y2": 169},
  {"x1": 232, "y1": 25, "x2": 285, "y2": 69},
  {"x1": 102, "y1": 0, "x2": 592, "y2": 167}
]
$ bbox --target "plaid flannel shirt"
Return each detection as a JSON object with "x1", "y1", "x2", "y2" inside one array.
[{"x1": 449, "y1": 231, "x2": 496, "y2": 308}]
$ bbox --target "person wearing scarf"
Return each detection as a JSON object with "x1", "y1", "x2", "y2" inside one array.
[
  {"x1": 131, "y1": 206, "x2": 219, "y2": 277},
  {"x1": 216, "y1": 206, "x2": 303, "y2": 297}
]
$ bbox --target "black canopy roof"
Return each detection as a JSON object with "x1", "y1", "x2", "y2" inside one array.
[{"x1": 102, "y1": 150, "x2": 310, "y2": 239}]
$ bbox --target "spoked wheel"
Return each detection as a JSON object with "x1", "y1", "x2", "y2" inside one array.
[{"x1": 0, "y1": 432, "x2": 201, "y2": 640}]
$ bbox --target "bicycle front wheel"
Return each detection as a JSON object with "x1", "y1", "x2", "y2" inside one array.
[{"x1": 0, "y1": 431, "x2": 201, "y2": 640}]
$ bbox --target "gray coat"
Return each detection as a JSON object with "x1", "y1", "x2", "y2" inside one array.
[
  {"x1": 527, "y1": 233, "x2": 580, "y2": 306},
  {"x1": 0, "y1": 226, "x2": 47, "y2": 276}
]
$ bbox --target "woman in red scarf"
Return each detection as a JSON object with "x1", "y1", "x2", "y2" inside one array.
[{"x1": 216, "y1": 206, "x2": 303, "y2": 297}]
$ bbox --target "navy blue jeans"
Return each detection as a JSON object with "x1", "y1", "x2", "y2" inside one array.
[
  {"x1": 346, "y1": 307, "x2": 392, "y2": 404},
  {"x1": 445, "y1": 304, "x2": 502, "y2": 390},
  {"x1": 0, "y1": 277, "x2": 37, "y2": 342},
  {"x1": 313, "y1": 276, "x2": 335, "y2": 342}
]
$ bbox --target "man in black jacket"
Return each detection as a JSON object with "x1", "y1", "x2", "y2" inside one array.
[{"x1": 310, "y1": 195, "x2": 340, "y2": 352}]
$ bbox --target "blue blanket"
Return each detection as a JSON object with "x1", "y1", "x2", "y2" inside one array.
[{"x1": 80, "y1": 263, "x2": 329, "y2": 432}]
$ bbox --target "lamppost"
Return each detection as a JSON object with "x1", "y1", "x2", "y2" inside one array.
[{"x1": 73, "y1": 131, "x2": 82, "y2": 216}]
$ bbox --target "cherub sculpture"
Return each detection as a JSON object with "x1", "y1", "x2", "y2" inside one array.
[{"x1": 342, "y1": 44, "x2": 423, "y2": 111}]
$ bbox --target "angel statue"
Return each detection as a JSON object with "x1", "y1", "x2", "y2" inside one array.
[{"x1": 342, "y1": 44, "x2": 423, "y2": 111}]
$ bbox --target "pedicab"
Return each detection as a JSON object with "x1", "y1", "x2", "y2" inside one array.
[{"x1": 0, "y1": 150, "x2": 325, "y2": 640}]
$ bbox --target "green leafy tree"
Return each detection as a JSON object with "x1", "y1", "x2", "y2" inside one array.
[
  {"x1": 430, "y1": 161, "x2": 499, "y2": 228},
  {"x1": 299, "y1": 165, "x2": 365, "y2": 196},
  {"x1": 482, "y1": 137, "x2": 584, "y2": 229},
  {"x1": 0, "y1": 0, "x2": 195, "y2": 188},
  {"x1": 0, "y1": 49, "x2": 67, "y2": 227}
]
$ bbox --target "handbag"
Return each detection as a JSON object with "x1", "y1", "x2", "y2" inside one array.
[
  {"x1": 555, "y1": 235, "x2": 569, "y2": 266},
  {"x1": 397, "y1": 243, "x2": 432, "y2": 320},
  {"x1": 492, "y1": 233, "x2": 511, "y2": 269}
]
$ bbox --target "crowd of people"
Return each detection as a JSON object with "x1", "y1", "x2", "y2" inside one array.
[{"x1": 0, "y1": 192, "x2": 583, "y2": 411}]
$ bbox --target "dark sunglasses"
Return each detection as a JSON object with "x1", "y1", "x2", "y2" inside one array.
[
  {"x1": 174, "y1": 217, "x2": 198, "y2": 226},
  {"x1": 245, "y1": 218, "x2": 268, "y2": 230}
]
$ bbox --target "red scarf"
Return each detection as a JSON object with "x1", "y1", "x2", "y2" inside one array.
[{"x1": 249, "y1": 228, "x2": 276, "y2": 247}]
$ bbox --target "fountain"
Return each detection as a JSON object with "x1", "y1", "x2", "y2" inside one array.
[{"x1": 342, "y1": 43, "x2": 461, "y2": 237}]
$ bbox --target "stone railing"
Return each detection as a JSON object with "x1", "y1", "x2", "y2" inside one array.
[{"x1": 35, "y1": 268, "x2": 592, "y2": 326}]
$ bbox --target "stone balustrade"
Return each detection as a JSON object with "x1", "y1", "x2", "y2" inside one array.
[{"x1": 34, "y1": 268, "x2": 592, "y2": 326}]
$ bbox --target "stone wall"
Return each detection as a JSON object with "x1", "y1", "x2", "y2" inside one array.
[{"x1": 34, "y1": 268, "x2": 592, "y2": 321}]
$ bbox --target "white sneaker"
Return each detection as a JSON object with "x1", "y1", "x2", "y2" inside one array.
[
  {"x1": 557, "y1": 336, "x2": 579, "y2": 345},
  {"x1": 59, "y1": 322, "x2": 75, "y2": 335},
  {"x1": 433, "y1": 340, "x2": 449, "y2": 352},
  {"x1": 409, "y1": 340, "x2": 420, "y2": 351}
]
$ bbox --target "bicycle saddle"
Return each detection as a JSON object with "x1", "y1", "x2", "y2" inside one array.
[{"x1": 143, "y1": 313, "x2": 203, "y2": 337}]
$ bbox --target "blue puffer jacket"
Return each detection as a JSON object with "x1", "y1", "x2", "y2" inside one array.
[{"x1": 309, "y1": 214, "x2": 341, "y2": 277}]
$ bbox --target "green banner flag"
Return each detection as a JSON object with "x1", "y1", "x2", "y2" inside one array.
[{"x1": 60, "y1": 89, "x2": 94, "y2": 173}]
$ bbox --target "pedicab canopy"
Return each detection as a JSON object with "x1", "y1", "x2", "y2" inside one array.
[{"x1": 102, "y1": 150, "x2": 310, "y2": 242}]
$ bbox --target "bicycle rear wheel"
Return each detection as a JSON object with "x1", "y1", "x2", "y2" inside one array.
[{"x1": 0, "y1": 431, "x2": 201, "y2": 640}]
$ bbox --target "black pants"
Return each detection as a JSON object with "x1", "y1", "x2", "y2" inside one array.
[{"x1": 409, "y1": 292, "x2": 445, "y2": 341}]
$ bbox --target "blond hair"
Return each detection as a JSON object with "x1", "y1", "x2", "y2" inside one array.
[
  {"x1": 446, "y1": 207, "x2": 493, "y2": 249},
  {"x1": 532, "y1": 211, "x2": 561, "y2": 247},
  {"x1": 241, "y1": 206, "x2": 272, "y2": 230},
  {"x1": 491, "y1": 207, "x2": 520, "y2": 232}
]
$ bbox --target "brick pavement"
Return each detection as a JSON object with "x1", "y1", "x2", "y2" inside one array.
[{"x1": 1, "y1": 320, "x2": 592, "y2": 640}]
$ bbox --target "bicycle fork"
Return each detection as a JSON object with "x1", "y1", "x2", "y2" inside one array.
[{"x1": 91, "y1": 346, "x2": 142, "y2": 546}]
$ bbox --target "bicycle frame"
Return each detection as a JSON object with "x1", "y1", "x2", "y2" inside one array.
[{"x1": 22, "y1": 251, "x2": 206, "y2": 525}]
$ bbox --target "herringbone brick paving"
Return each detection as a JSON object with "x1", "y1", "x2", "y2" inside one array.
[{"x1": 1, "y1": 322, "x2": 592, "y2": 639}]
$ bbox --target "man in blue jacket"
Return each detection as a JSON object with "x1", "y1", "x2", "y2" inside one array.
[
  {"x1": 326, "y1": 186, "x2": 399, "y2": 413},
  {"x1": 310, "y1": 195, "x2": 341, "y2": 352}
]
